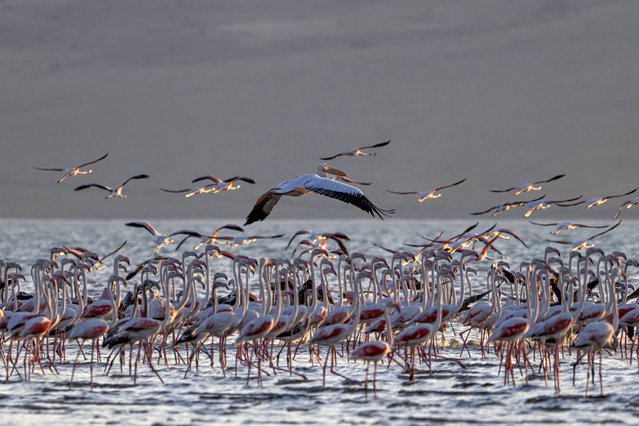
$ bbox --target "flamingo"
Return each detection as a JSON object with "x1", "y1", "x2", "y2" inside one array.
[
  {"x1": 320, "y1": 139, "x2": 390, "y2": 160},
  {"x1": 386, "y1": 178, "x2": 467, "y2": 203},
  {"x1": 73, "y1": 174, "x2": 149, "y2": 199},
  {"x1": 489, "y1": 174, "x2": 565, "y2": 196},
  {"x1": 33, "y1": 153, "x2": 108, "y2": 183},
  {"x1": 352, "y1": 301, "x2": 398, "y2": 398},
  {"x1": 571, "y1": 260, "x2": 619, "y2": 396}
]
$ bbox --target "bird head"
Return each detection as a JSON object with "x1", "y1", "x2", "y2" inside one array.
[{"x1": 318, "y1": 163, "x2": 348, "y2": 178}]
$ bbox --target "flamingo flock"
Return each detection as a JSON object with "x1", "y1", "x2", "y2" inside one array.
[{"x1": 0, "y1": 236, "x2": 636, "y2": 399}]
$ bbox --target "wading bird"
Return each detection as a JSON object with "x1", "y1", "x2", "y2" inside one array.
[
  {"x1": 74, "y1": 174, "x2": 149, "y2": 199},
  {"x1": 386, "y1": 178, "x2": 467, "y2": 203},
  {"x1": 244, "y1": 163, "x2": 394, "y2": 225},
  {"x1": 33, "y1": 153, "x2": 109, "y2": 183}
]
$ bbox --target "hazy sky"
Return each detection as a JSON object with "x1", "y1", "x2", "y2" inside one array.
[{"x1": 1, "y1": 0, "x2": 638, "y2": 221}]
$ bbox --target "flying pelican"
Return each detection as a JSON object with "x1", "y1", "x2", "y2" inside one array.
[
  {"x1": 190, "y1": 175, "x2": 256, "y2": 193},
  {"x1": 558, "y1": 187, "x2": 639, "y2": 210},
  {"x1": 539, "y1": 221, "x2": 622, "y2": 251},
  {"x1": 521, "y1": 195, "x2": 582, "y2": 218},
  {"x1": 320, "y1": 139, "x2": 391, "y2": 160},
  {"x1": 615, "y1": 197, "x2": 639, "y2": 219},
  {"x1": 529, "y1": 221, "x2": 609, "y2": 235},
  {"x1": 489, "y1": 174, "x2": 565, "y2": 196},
  {"x1": 125, "y1": 222, "x2": 202, "y2": 253},
  {"x1": 470, "y1": 194, "x2": 546, "y2": 217},
  {"x1": 33, "y1": 153, "x2": 109, "y2": 184},
  {"x1": 244, "y1": 163, "x2": 394, "y2": 225},
  {"x1": 386, "y1": 178, "x2": 466, "y2": 203},
  {"x1": 74, "y1": 174, "x2": 149, "y2": 199}
]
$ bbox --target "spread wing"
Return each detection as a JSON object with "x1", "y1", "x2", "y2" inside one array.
[
  {"x1": 320, "y1": 139, "x2": 390, "y2": 160},
  {"x1": 586, "y1": 221, "x2": 621, "y2": 241},
  {"x1": 320, "y1": 150, "x2": 350, "y2": 161},
  {"x1": 435, "y1": 177, "x2": 467, "y2": 191},
  {"x1": 533, "y1": 174, "x2": 565, "y2": 185},
  {"x1": 100, "y1": 240, "x2": 128, "y2": 263},
  {"x1": 33, "y1": 166, "x2": 64, "y2": 171},
  {"x1": 286, "y1": 230, "x2": 309, "y2": 249},
  {"x1": 250, "y1": 234, "x2": 285, "y2": 240},
  {"x1": 77, "y1": 153, "x2": 109, "y2": 168},
  {"x1": 604, "y1": 187, "x2": 639, "y2": 200},
  {"x1": 471, "y1": 194, "x2": 546, "y2": 215},
  {"x1": 528, "y1": 221, "x2": 559, "y2": 227},
  {"x1": 74, "y1": 183, "x2": 112, "y2": 192},
  {"x1": 126, "y1": 221, "x2": 161, "y2": 237},
  {"x1": 303, "y1": 177, "x2": 394, "y2": 219},
  {"x1": 160, "y1": 187, "x2": 190, "y2": 193},
  {"x1": 245, "y1": 191, "x2": 283, "y2": 225},
  {"x1": 192, "y1": 175, "x2": 222, "y2": 184},
  {"x1": 120, "y1": 174, "x2": 149, "y2": 188},
  {"x1": 386, "y1": 190, "x2": 420, "y2": 195},
  {"x1": 489, "y1": 185, "x2": 517, "y2": 193},
  {"x1": 224, "y1": 176, "x2": 256, "y2": 184},
  {"x1": 360, "y1": 139, "x2": 391, "y2": 150}
]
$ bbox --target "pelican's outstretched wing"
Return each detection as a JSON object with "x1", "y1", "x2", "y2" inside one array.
[
  {"x1": 77, "y1": 153, "x2": 109, "y2": 168},
  {"x1": 126, "y1": 221, "x2": 161, "y2": 237},
  {"x1": 435, "y1": 177, "x2": 467, "y2": 191},
  {"x1": 245, "y1": 191, "x2": 283, "y2": 225},
  {"x1": 304, "y1": 177, "x2": 394, "y2": 219}
]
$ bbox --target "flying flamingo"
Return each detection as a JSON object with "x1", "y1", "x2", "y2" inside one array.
[
  {"x1": 320, "y1": 139, "x2": 391, "y2": 160},
  {"x1": 33, "y1": 153, "x2": 109, "y2": 183},
  {"x1": 74, "y1": 174, "x2": 149, "y2": 199}
]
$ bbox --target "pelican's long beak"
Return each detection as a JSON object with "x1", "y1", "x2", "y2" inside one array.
[{"x1": 324, "y1": 165, "x2": 348, "y2": 178}]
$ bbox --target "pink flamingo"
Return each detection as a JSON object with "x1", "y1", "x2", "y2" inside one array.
[{"x1": 351, "y1": 301, "x2": 398, "y2": 398}]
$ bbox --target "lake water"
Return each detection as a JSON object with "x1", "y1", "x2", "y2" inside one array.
[{"x1": 0, "y1": 219, "x2": 637, "y2": 425}]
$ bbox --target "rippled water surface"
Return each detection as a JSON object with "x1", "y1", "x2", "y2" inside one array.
[{"x1": 1, "y1": 219, "x2": 638, "y2": 425}]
